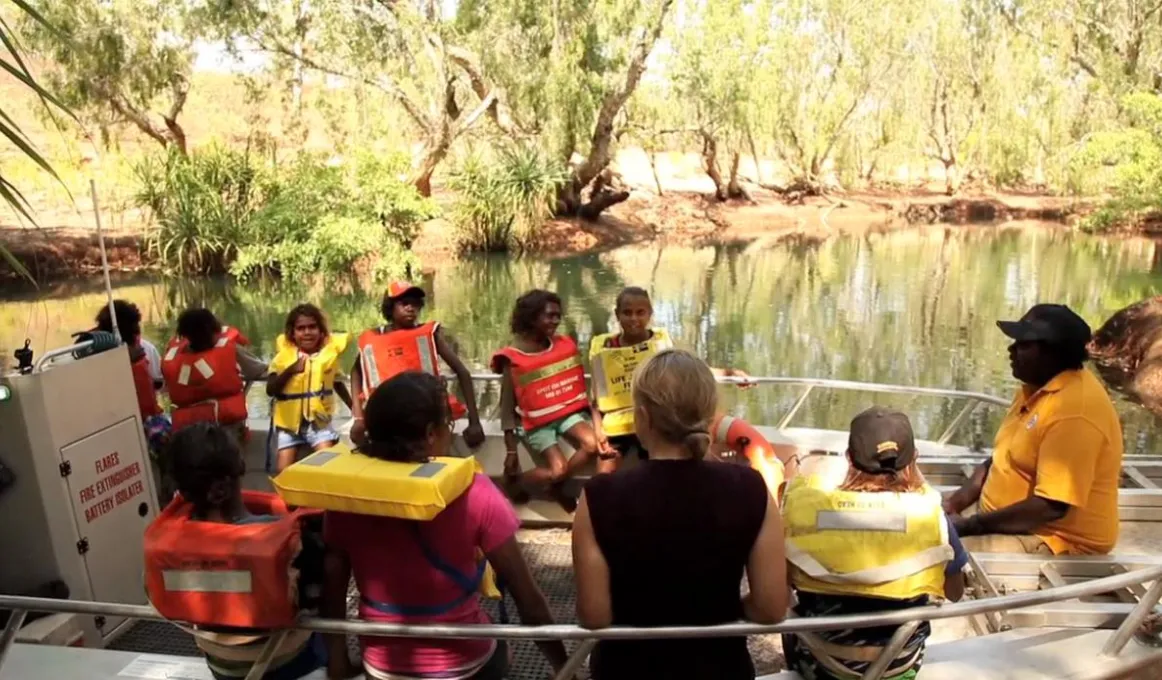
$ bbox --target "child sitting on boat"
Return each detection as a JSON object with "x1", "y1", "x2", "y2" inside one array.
[
  {"x1": 350, "y1": 281, "x2": 485, "y2": 450},
  {"x1": 321, "y1": 371, "x2": 570, "y2": 680},
  {"x1": 492, "y1": 289, "x2": 601, "y2": 511},
  {"x1": 782, "y1": 407, "x2": 967, "y2": 680},
  {"x1": 267, "y1": 303, "x2": 352, "y2": 472},
  {"x1": 589, "y1": 286, "x2": 749, "y2": 469},
  {"x1": 162, "y1": 423, "x2": 327, "y2": 680}
]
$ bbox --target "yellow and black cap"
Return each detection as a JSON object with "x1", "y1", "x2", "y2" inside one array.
[{"x1": 848, "y1": 406, "x2": 917, "y2": 474}]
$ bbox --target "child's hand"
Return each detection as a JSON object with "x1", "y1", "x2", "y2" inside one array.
[
  {"x1": 463, "y1": 422, "x2": 485, "y2": 448},
  {"x1": 730, "y1": 369, "x2": 753, "y2": 389},
  {"x1": 597, "y1": 433, "x2": 613, "y2": 455},
  {"x1": 349, "y1": 419, "x2": 367, "y2": 447},
  {"x1": 292, "y1": 355, "x2": 307, "y2": 374},
  {"x1": 503, "y1": 449, "x2": 521, "y2": 477}
]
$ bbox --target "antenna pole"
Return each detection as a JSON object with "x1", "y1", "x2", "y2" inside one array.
[{"x1": 89, "y1": 179, "x2": 120, "y2": 344}]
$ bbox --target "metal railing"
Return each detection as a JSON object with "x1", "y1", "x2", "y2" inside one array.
[
  {"x1": 471, "y1": 372, "x2": 1011, "y2": 445},
  {"x1": 2, "y1": 563, "x2": 1160, "y2": 680}
]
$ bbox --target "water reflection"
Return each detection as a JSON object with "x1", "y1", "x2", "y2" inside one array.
[{"x1": 3, "y1": 225, "x2": 1161, "y2": 449}]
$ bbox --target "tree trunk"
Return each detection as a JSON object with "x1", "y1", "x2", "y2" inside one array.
[
  {"x1": 163, "y1": 118, "x2": 188, "y2": 156},
  {"x1": 701, "y1": 132, "x2": 727, "y2": 201},
  {"x1": 745, "y1": 125, "x2": 764, "y2": 184},
  {"x1": 943, "y1": 157, "x2": 960, "y2": 196},
  {"x1": 649, "y1": 151, "x2": 664, "y2": 196},
  {"x1": 556, "y1": 0, "x2": 675, "y2": 220},
  {"x1": 727, "y1": 151, "x2": 748, "y2": 200},
  {"x1": 411, "y1": 133, "x2": 451, "y2": 198}
]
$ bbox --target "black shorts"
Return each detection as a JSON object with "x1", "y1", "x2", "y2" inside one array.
[{"x1": 608, "y1": 434, "x2": 648, "y2": 460}]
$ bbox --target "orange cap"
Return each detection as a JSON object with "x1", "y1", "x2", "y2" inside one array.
[{"x1": 386, "y1": 281, "x2": 425, "y2": 299}]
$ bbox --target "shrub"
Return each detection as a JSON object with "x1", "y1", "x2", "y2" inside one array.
[
  {"x1": 449, "y1": 146, "x2": 568, "y2": 252},
  {"x1": 1070, "y1": 92, "x2": 1162, "y2": 232},
  {"x1": 134, "y1": 145, "x2": 262, "y2": 273},
  {"x1": 135, "y1": 148, "x2": 436, "y2": 279}
]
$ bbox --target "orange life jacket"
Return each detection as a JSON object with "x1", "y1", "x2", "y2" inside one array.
[
  {"x1": 490, "y1": 335, "x2": 588, "y2": 431},
  {"x1": 166, "y1": 325, "x2": 250, "y2": 352},
  {"x1": 357, "y1": 322, "x2": 466, "y2": 419},
  {"x1": 144, "y1": 491, "x2": 320, "y2": 628},
  {"x1": 131, "y1": 351, "x2": 162, "y2": 419},
  {"x1": 161, "y1": 335, "x2": 247, "y2": 430}
]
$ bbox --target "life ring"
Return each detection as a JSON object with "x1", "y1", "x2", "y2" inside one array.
[{"x1": 711, "y1": 414, "x2": 797, "y2": 502}]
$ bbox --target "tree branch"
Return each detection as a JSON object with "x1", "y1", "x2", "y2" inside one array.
[
  {"x1": 572, "y1": 0, "x2": 676, "y2": 189},
  {"x1": 444, "y1": 45, "x2": 523, "y2": 136},
  {"x1": 259, "y1": 38, "x2": 435, "y2": 134}
]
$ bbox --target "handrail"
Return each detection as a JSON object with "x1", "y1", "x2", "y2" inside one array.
[
  {"x1": 469, "y1": 372, "x2": 1009, "y2": 443},
  {"x1": 2, "y1": 563, "x2": 1160, "y2": 641},
  {"x1": 33, "y1": 341, "x2": 94, "y2": 373},
  {"x1": 469, "y1": 372, "x2": 1011, "y2": 408}
]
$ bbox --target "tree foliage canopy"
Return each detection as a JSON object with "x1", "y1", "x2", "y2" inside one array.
[{"x1": 12, "y1": 0, "x2": 1162, "y2": 228}]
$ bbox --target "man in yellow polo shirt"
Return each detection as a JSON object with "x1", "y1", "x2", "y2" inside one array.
[{"x1": 943, "y1": 304, "x2": 1122, "y2": 555}]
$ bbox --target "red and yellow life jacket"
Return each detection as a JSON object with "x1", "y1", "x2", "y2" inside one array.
[
  {"x1": 357, "y1": 322, "x2": 466, "y2": 419},
  {"x1": 131, "y1": 351, "x2": 162, "y2": 419},
  {"x1": 144, "y1": 490, "x2": 319, "y2": 628},
  {"x1": 490, "y1": 335, "x2": 588, "y2": 431},
  {"x1": 161, "y1": 335, "x2": 247, "y2": 431}
]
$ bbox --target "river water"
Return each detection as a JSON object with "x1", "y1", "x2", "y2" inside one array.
[{"x1": 4, "y1": 224, "x2": 1162, "y2": 450}]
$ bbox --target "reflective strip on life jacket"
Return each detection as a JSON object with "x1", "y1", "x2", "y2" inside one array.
[
  {"x1": 162, "y1": 570, "x2": 253, "y2": 594},
  {"x1": 785, "y1": 527, "x2": 950, "y2": 586},
  {"x1": 516, "y1": 354, "x2": 582, "y2": 387},
  {"x1": 517, "y1": 392, "x2": 589, "y2": 420}
]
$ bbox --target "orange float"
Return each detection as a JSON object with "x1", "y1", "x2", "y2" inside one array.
[{"x1": 711, "y1": 414, "x2": 796, "y2": 502}]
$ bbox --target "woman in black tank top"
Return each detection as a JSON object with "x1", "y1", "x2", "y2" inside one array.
[{"x1": 572, "y1": 349, "x2": 788, "y2": 680}]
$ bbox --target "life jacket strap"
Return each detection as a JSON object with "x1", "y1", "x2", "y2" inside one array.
[
  {"x1": 274, "y1": 388, "x2": 335, "y2": 401},
  {"x1": 361, "y1": 523, "x2": 487, "y2": 618}
]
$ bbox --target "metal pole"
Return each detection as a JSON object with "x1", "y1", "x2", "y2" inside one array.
[
  {"x1": 552, "y1": 638, "x2": 596, "y2": 680},
  {"x1": 33, "y1": 341, "x2": 94, "y2": 372},
  {"x1": 0, "y1": 610, "x2": 27, "y2": 670},
  {"x1": 89, "y1": 179, "x2": 120, "y2": 344},
  {"x1": 243, "y1": 630, "x2": 290, "y2": 680},
  {"x1": 2, "y1": 564, "x2": 1161, "y2": 640},
  {"x1": 1102, "y1": 578, "x2": 1162, "y2": 656},
  {"x1": 859, "y1": 620, "x2": 920, "y2": 680},
  {"x1": 936, "y1": 401, "x2": 976, "y2": 445},
  {"x1": 966, "y1": 551, "x2": 1008, "y2": 632},
  {"x1": 777, "y1": 385, "x2": 815, "y2": 430},
  {"x1": 468, "y1": 373, "x2": 1011, "y2": 408}
]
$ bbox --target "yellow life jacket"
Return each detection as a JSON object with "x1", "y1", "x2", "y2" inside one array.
[
  {"x1": 783, "y1": 472, "x2": 952, "y2": 601},
  {"x1": 589, "y1": 328, "x2": 673, "y2": 437},
  {"x1": 269, "y1": 332, "x2": 349, "y2": 431},
  {"x1": 272, "y1": 445, "x2": 501, "y2": 600}
]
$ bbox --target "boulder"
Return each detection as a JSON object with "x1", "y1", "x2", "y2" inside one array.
[{"x1": 1089, "y1": 296, "x2": 1162, "y2": 417}]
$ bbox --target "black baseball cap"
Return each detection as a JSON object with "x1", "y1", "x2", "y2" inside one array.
[
  {"x1": 997, "y1": 304, "x2": 1091, "y2": 348},
  {"x1": 848, "y1": 406, "x2": 917, "y2": 474}
]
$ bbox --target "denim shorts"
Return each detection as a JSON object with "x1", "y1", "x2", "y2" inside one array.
[{"x1": 276, "y1": 421, "x2": 339, "y2": 450}]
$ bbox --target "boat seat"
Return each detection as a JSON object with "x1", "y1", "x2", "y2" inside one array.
[
  {"x1": 0, "y1": 643, "x2": 357, "y2": 680},
  {"x1": 757, "y1": 626, "x2": 1162, "y2": 680}
]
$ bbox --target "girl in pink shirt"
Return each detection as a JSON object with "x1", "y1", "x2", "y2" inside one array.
[{"x1": 322, "y1": 372, "x2": 569, "y2": 680}]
